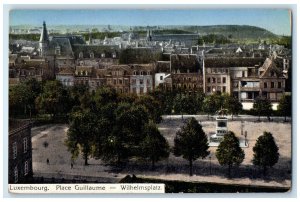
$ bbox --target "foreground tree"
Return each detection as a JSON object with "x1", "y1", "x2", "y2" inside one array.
[
  {"x1": 252, "y1": 132, "x2": 279, "y2": 176},
  {"x1": 66, "y1": 109, "x2": 98, "y2": 165},
  {"x1": 277, "y1": 94, "x2": 292, "y2": 121},
  {"x1": 216, "y1": 131, "x2": 245, "y2": 178},
  {"x1": 252, "y1": 96, "x2": 272, "y2": 121},
  {"x1": 139, "y1": 122, "x2": 170, "y2": 169},
  {"x1": 173, "y1": 118, "x2": 209, "y2": 176}
]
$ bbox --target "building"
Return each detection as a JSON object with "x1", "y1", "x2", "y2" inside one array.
[
  {"x1": 172, "y1": 73, "x2": 203, "y2": 93},
  {"x1": 105, "y1": 65, "x2": 131, "y2": 94},
  {"x1": 56, "y1": 68, "x2": 75, "y2": 87},
  {"x1": 203, "y1": 58, "x2": 230, "y2": 95},
  {"x1": 129, "y1": 64, "x2": 155, "y2": 95},
  {"x1": 259, "y1": 57, "x2": 287, "y2": 101},
  {"x1": 9, "y1": 120, "x2": 33, "y2": 183}
]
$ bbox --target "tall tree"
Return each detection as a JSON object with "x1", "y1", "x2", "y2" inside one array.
[
  {"x1": 139, "y1": 122, "x2": 170, "y2": 169},
  {"x1": 203, "y1": 93, "x2": 223, "y2": 119},
  {"x1": 224, "y1": 94, "x2": 243, "y2": 120},
  {"x1": 216, "y1": 131, "x2": 245, "y2": 178},
  {"x1": 35, "y1": 80, "x2": 71, "y2": 119},
  {"x1": 135, "y1": 94, "x2": 162, "y2": 123},
  {"x1": 173, "y1": 117, "x2": 209, "y2": 176},
  {"x1": 277, "y1": 94, "x2": 292, "y2": 121},
  {"x1": 252, "y1": 132, "x2": 279, "y2": 176},
  {"x1": 253, "y1": 96, "x2": 272, "y2": 121},
  {"x1": 66, "y1": 109, "x2": 98, "y2": 165}
]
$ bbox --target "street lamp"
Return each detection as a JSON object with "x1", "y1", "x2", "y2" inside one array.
[
  {"x1": 209, "y1": 154, "x2": 212, "y2": 175},
  {"x1": 244, "y1": 131, "x2": 247, "y2": 146}
]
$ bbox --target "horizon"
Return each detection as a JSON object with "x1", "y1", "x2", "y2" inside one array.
[{"x1": 9, "y1": 9, "x2": 291, "y2": 36}]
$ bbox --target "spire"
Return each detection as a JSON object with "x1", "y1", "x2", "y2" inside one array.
[{"x1": 39, "y1": 21, "x2": 49, "y2": 43}]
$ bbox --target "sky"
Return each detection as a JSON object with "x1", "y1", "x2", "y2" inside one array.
[{"x1": 9, "y1": 9, "x2": 291, "y2": 36}]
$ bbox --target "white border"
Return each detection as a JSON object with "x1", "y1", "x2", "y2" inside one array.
[{"x1": 1, "y1": 1, "x2": 299, "y2": 201}]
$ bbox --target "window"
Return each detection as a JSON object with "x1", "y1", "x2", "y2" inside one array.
[
  {"x1": 222, "y1": 77, "x2": 226, "y2": 83},
  {"x1": 24, "y1": 161, "x2": 29, "y2": 176},
  {"x1": 131, "y1": 79, "x2": 136, "y2": 84},
  {"x1": 147, "y1": 79, "x2": 150, "y2": 85},
  {"x1": 140, "y1": 71, "x2": 144, "y2": 75},
  {"x1": 140, "y1": 87, "x2": 144, "y2": 94},
  {"x1": 13, "y1": 142, "x2": 17, "y2": 159},
  {"x1": 271, "y1": 82, "x2": 274, "y2": 88},
  {"x1": 133, "y1": 71, "x2": 137, "y2": 75},
  {"x1": 132, "y1": 87, "x2": 136, "y2": 93},
  {"x1": 264, "y1": 82, "x2": 267, "y2": 88},
  {"x1": 113, "y1": 79, "x2": 117, "y2": 85},
  {"x1": 217, "y1": 78, "x2": 221, "y2": 83},
  {"x1": 212, "y1": 77, "x2": 216, "y2": 83},
  {"x1": 207, "y1": 87, "x2": 211, "y2": 93},
  {"x1": 14, "y1": 166, "x2": 18, "y2": 183},
  {"x1": 278, "y1": 82, "x2": 282, "y2": 88},
  {"x1": 124, "y1": 79, "x2": 129, "y2": 85},
  {"x1": 223, "y1": 86, "x2": 226, "y2": 92},
  {"x1": 160, "y1": 76, "x2": 163, "y2": 80},
  {"x1": 140, "y1": 79, "x2": 143, "y2": 85},
  {"x1": 119, "y1": 79, "x2": 123, "y2": 84},
  {"x1": 23, "y1": 138, "x2": 28, "y2": 153}
]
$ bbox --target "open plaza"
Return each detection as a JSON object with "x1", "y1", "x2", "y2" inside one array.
[{"x1": 31, "y1": 115, "x2": 291, "y2": 188}]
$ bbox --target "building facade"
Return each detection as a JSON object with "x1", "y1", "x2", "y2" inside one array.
[{"x1": 9, "y1": 120, "x2": 33, "y2": 183}]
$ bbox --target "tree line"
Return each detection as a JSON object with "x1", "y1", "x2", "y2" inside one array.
[{"x1": 9, "y1": 79, "x2": 291, "y2": 122}]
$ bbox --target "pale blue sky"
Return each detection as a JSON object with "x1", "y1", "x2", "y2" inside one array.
[{"x1": 10, "y1": 9, "x2": 291, "y2": 35}]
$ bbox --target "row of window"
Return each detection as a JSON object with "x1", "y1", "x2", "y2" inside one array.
[
  {"x1": 207, "y1": 77, "x2": 227, "y2": 84},
  {"x1": 131, "y1": 78, "x2": 151, "y2": 85},
  {"x1": 133, "y1": 71, "x2": 151, "y2": 76},
  {"x1": 206, "y1": 68, "x2": 229, "y2": 74},
  {"x1": 12, "y1": 138, "x2": 28, "y2": 159},
  {"x1": 264, "y1": 81, "x2": 282, "y2": 89},
  {"x1": 173, "y1": 77, "x2": 201, "y2": 82},
  {"x1": 14, "y1": 161, "x2": 29, "y2": 183},
  {"x1": 207, "y1": 86, "x2": 227, "y2": 93}
]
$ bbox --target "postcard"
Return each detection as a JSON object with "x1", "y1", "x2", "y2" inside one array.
[{"x1": 8, "y1": 8, "x2": 292, "y2": 194}]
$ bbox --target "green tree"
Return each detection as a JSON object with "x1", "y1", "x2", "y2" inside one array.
[
  {"x1": 224, "y1": 94, "x2": 243, "y2": 120},
  {"x1": 173, "y1": 117, "x2": 209, "y2": 176},
  {"x1": 9, "y1": 83, "x2": 33, "y2": 117},
  {"x1": 216, "y1": 131, "x2": 245, "y2": 178},
  {"x1": 203, "y1": 93, "x2": 223, "y2": 119},
  {"x1": 135, "y1": 94, "x2": 162, "y2": 123},
  {"x1": 277, "y1": 95, "x2": 291, "y2": 122},
  {"x1": 35, "y1": 80, "x2": 71, "y2": 119},
  {"x1": 252, "y1": 132, "x2": 279, "y2": 176},
  {"x1": 66, "y1": 109, "x2": 98, "y2": 165},
  {"x1": 253, "y1": 96, "x2": 272, "y2": 121},
  {"x1": 139, "y1": 122, "x2": 170, "y2": 169}
]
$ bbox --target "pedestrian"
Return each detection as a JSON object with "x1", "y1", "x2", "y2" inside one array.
[
  {"x1": 47, "y1": 158, "x2": 49, "y2": 165},
  {"x1": 71, "y1": 163, "x2": 73, "y2": 169}
]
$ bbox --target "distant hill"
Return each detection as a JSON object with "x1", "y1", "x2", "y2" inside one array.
[{"x1": 168, "y1": 25, "x2": 278, "y2": 39}]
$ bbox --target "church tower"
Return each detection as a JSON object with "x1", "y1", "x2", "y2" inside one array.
[{"x1": 39, "y1": 21, "x2": 49, "y2": 56}]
